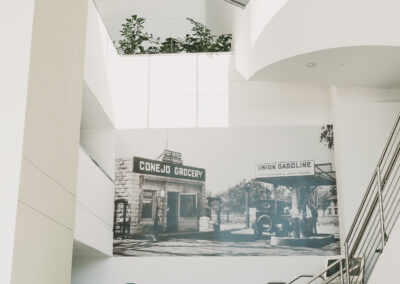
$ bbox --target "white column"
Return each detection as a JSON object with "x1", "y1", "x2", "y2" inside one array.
[{"x1": 0, "y1": 1, "x2": 35, "y2": 283}]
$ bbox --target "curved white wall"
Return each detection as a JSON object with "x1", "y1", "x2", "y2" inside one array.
[
  {"x1": 234, "y1": 0, "x2": 400, "y2": 79},
  {"x1": 74, "y1": 148, "x2": 114, "y2": 256}
]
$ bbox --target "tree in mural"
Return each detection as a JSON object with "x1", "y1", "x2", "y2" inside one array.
[
  {"x1": 217, "y1": 179, "x2": 271, "y2": 214},
  {"x1": 320, "y1": 124, "x2": 334, "y2": 149}
]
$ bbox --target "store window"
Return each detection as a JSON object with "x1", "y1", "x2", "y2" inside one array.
[
  {"x1": 180, "y1": 194, "x2": 197, "y2": 217},
  {"x1": 141, "y1": 190, "x2": 154, "y2": 219}
]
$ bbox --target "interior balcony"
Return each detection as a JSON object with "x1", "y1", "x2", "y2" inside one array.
[{"x1": 234, "y1": 0, "x2": 400, "y2": 89}]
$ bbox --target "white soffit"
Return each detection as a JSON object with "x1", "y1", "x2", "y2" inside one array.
[{"x1": 251, "y1": 46, "x2": 400, "y2": 89}]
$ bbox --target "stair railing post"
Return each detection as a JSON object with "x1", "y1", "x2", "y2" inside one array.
[
  {"x1": 344, "y1": 241, "x2": 350, "y2": 284},
  {"x1": 340, "y1": 258, "x2": 344, "y2": 284},
  {"x1": 376, "y1": 165, "x2": 387, "y2": 252}
]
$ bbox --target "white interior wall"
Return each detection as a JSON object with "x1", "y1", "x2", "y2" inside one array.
[
  {"x1": 73, "y1": 256, "x2": 326, "y2": 284},
  {"x1": 73, "y1": 79, "x2": 334, "y2": 284},
  {"x1": 368, "y1": 206, "x2": 400, "y2": 284},
  {"x1": 229, "y1": 81, "x2": 332, "y2": 127},
  {"x1": 77, "y1": 1, "x2": 116, "y2": 257},
  {"x1": 84, "y1": 0, "x2": 115, "y2": 124},
  {"x1": 10, "y1": 0, "x2": 88, "y2": 283},
  {"x1": 73, "y1": 82, "x2": 400, "y2": 284},
  {"x1": 331, "y1": 87, "x2": 400, "y2": 242},
  {"x1": 74, "y1": 149, "x2": 114, "y2": 256},
  {"x1": 0, "y1": 2, "x2": 35, "y2": 283},
  {"x1": 108, "y1": 52, "x2": 231, "y2": 129},
  {"x1": 71, "y1": 3, "x2": 400, "y2": 283},
  {"x1": 80, "y1": 130, "x2": 116, "y2": 178}
]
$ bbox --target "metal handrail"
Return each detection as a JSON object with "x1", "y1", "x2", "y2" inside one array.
[
  {"x1": 267, "y1": 274, "x2": 325, "y2": 284},
  {"x1": 345, "y1": 112, "x2": 400, "y2": 244},
  {"x1": 342, "y1": 112, "x2": 400, "y2": 283},
  {"x1": 288, "y1": 274, "x2": 323, "y2": 284},
  {"x1": 288, "y1": 111, "x2": 400, "y2": 284},
  {"x1": 305, "y1": 258, "x2": 342, "y2": 284}
]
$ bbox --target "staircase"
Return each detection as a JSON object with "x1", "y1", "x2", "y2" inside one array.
[{"x1": 270, "y1": 112, "x2": 400, "y2": 284}]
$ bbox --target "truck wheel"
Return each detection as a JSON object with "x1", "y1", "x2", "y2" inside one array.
[{"x1": 257, "y1": 215, "x2": 273, "y2": 237}]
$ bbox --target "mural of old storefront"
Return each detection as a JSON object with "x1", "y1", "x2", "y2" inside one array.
[{"x1": 113, "y1": 126, "x2": 340, "y2": 257}]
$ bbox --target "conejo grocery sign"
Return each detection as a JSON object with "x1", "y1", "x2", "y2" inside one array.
[{"x1": 133, "y1": 157, "x2": 205, "y2": 181}]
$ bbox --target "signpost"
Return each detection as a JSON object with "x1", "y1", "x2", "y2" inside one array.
[
  {"x1": 162, "y1": 149, "x2": 183, "y2": 165},
  {"x1": 255, "y1": 160, "x2": 315, "y2": 178}
]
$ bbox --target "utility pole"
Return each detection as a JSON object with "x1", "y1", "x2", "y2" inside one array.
[{"x1": 244, "y1": 185, "x2": 250, "y2": 228}]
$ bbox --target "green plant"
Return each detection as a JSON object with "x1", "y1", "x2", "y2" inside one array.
[
  {"x1": 159, "y1": 37, "x2": 183, "y2": 53},
  {"x1": 117, "y1": 15, "x2": 160, "y2": 54},
  {"x1": 181, "y1": 18, "x2": 232, "y2": 53},
  {"x1": 117, "y1": 16, "x2": 232, "y2": 54}
]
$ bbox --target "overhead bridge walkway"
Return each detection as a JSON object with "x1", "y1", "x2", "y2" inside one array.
[{"x1": 269, "y1": 112, "x2": 400, "y2": 284}]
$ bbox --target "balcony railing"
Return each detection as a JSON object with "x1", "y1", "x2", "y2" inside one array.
[{"x1": 283, "y1": 112, "x2": 400, "y2": 284}]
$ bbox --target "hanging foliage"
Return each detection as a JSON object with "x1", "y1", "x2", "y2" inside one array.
[{"x1": 117, "y1": 16, "x2": 232, "y2": 55}]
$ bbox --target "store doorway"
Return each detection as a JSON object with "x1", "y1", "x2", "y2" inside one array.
[{"x1": 167, "y1": 192, "x2": 179, "y2": 232}]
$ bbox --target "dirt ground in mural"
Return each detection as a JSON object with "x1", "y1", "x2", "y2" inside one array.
[
  {"x1": 114, "y1": 220, "x2": 340, "y2": 257},
  {"x1": 113, "y1": 237, "x2": 340, "y2": 257}
]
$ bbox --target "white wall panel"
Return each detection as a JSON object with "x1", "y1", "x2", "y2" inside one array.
[
  {"x1": 73, "y1": 255, "x2": 326, "y2": 284},
  {"x1": 74, "y1": 203, "x2": 113, "y2": 256},
  {"x1": 11, "y1": 0, "x2": 88, "y2": 283},
  {"x1": 84, "y1": 0, "x2": 114, "y2": 124},
  {"x1": 80, "y1": 130, "x2": 116, "y2": 178},
  {"x1": 149, "y1": 95, "x2": 197, "y2": 128},
  {"x1": 0, "y1": 1, "x2": 34, "y2": 282},
  {"x1": 74, "y1": 148, "x2": 113, "y2": 256},
  {"x1": 369, "y1": 213, "x2": 400, "y2": 283},
  {"x1": 76, "y1": 149, "x2": 114, "y2": 226},
  {"x1": 150, "y1": 55, "x2": 197, "y2": 96},
  {"x1": 229, "y1": 81, "x2": 332, "y2": 127},
  {"x1": 19, "y1": 159, "x2": 76, "y2": 230},
  {"x1": 12, "y1": 203, "x2": 74, "y2": 284},
  {"x1": 198, "y1": 95, "x2": 229, "y2": 127},
  {"x1": 198, "y1": 53, "x2": 230, "y2": 95}
]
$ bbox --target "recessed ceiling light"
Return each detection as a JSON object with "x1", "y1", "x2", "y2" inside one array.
[{"x1": 306, "y1": 62, "x2": 317, "y2": 68}]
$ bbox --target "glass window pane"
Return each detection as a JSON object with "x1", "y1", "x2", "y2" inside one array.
[
  {"x1": 198, "y1": 95, "x2": 229, "y2": 127},
  {"x1": 150, "y1": 54, "x2": 197, "y2": 96},
  {"x1": 180, "y1": 195, "x2": 196, "y2": 217},
  {"x1": 142, "y1": 190, "x2": 154, "y2": 219},
  {"x1": 141, "y1": 200, "x2": 153, "y2": 219},
  {"x1": 149, "y1": 95, "x2": 196, "y2": 128}
]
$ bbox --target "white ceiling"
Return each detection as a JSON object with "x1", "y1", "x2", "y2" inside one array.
[{"x1": 251, "y1": 46, "x2": 400, "y2": 89}]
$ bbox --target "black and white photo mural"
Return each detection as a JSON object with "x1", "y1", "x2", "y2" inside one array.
[{"x1": 113, "y1": 125, "x2": 340, "y2": 256}]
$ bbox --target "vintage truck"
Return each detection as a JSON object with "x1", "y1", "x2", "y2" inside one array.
[{"x1": 253, "y1": 199, "x2": 292, "y2": 238}]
